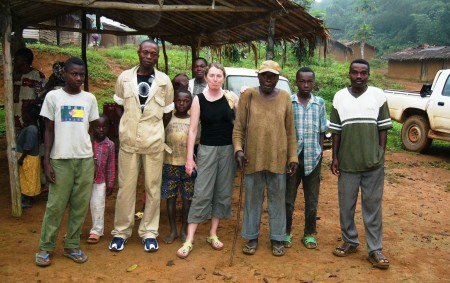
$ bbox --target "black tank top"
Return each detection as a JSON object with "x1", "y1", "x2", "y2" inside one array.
[{"x1": 198, "y1": 93, "x2": 234, "y2": 146}]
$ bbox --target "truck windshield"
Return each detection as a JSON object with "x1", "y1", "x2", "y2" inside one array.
[{"x1": 226, "y1": 75, "x2": 292, "y2": 96}]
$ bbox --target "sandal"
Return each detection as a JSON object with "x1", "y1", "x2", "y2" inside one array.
[
  {"x1": 242, "y1": 239, "x2": 258, "y2": 255},
  {"x1": 176, "y1": 241, "x2": 193, "y2": 259},
  {"x1": 63, "y1": 248, "x2": 88, "y2": 263},
  {"x1": 206, "y1": 235, "x2": 223, "y2": 250},
  {"x1": 333, "y1": 242, "x2": 358, "y2": 257},
  {"x1": 86, "y1": 234, "x2": 100, "y2": 244},
  {"x1": 283, "y1": 234, "x2": 292, "y2": 248},
  {"x1": 271, "y1": 241, "x2": 285, "y2": 256},
  {"x1": 302, "y1": 234, "x2": 317, "y2": 249},
  {"x1": 134, "y1": 211, "x2": 144, "y2": 221},
  {"x1": 35, "y1": 251, "x2": 51, "y2": 267},
  {"x1": 368, "y1": 250, "x2": 390, "y2": 269}
]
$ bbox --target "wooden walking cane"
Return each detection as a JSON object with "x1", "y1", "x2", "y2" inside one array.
[{"x1": 229, "y1": 94, "x2": 252, "y2": 266}]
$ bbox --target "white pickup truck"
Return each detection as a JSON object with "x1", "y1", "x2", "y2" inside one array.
[{"x1": 385, "y1": 69, "x2": 450, "y2": 152}]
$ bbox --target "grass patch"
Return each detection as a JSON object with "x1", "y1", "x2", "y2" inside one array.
[{"x1": 0, "y1": 108, "x2": 5, "y2": 136}]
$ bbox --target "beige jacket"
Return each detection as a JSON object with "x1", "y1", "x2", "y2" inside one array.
[{"x1": 114, "y1": 66, "x2": 174, "y2": 154}]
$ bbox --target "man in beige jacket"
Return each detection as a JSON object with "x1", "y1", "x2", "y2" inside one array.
[{"x1": 109, "y1": 39, "x2": 174, "y2": 253}]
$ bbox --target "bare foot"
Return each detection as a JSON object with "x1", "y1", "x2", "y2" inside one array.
[{"x1": 163, "y1": 232, "x2": 178, "y2": 244}]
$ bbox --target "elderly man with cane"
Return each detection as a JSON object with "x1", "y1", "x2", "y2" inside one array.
[{"x1": 233, "y1": 60, "x2": 298, "y2": 257}]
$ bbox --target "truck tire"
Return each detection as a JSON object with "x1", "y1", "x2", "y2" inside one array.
[{"x1": 401, "y1": 115, "x2": 432, "y2": 152}]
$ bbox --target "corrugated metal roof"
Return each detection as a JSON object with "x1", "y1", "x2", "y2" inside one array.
[{"x1": 10, "y1": 0, "x2": 328, "y2": 47}]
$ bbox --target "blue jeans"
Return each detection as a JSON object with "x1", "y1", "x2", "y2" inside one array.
[
  {"x1": 285, "y1": 154, "x2": 322, "y2": 235},
  {"x1": 241, "y1": 171, "x2": 286, "y2": 242}
]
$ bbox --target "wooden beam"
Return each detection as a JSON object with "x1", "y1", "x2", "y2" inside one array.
[
  {"x1": 30, "y1": 0, "x2": 267, "y2": 12},
  {"x1": 266, "y1": 16, "x2": 276, "y2": 60},
  {"x1": 28, "y1": 24, "x2": 171, "y2": 36},
  {"x1": 1, "y1": 0, "x2": 22, "y2": 217},
  {"x1": 81, "y1": 10, "x2": 89, "y2": 91},
  {"x1": 161, "y1": 39, "x2": 168, "y2": 74}
]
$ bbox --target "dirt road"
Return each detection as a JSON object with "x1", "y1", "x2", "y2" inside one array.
[{"x1": 0, "y1": 136, "x2": 449, "y2": 282}]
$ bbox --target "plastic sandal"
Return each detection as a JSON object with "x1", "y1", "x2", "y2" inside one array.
[
  {"x1": 35, "y1": 251, "x2": 51, "y2": 267},
  {"x1": 368, "y1": 250, "x2": 390, "y2": 269},
  {"x1": 333, "y1": 242, "x2": 358, "y2": 257},
  {"x1": 176, "y1": 242, "x2": 193, "y2": 259},
  {"x1": 283, "y1": 234, "x2": 292, "y2": 248},
  {"x1": 272, "y1": 241, "x2": 285, "y2": 256},
  {"x1": 242, "y1": 239, "x2": 258, "y2": 255},
  {"x1": 302, "y1": 234, "x2": 317, "y2": 249},
  {"x1": 206, "y1": 235, "x2": 223, "y2": 250},
  {"x1": 63, "y1": 249, "x2": 88, "y2": 263}
]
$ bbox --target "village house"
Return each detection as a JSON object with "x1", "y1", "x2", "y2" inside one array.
[{"x1": 383, "y1": 45, "x2": 450, "y2": 82}]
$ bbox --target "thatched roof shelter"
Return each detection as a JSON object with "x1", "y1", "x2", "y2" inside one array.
[
  {"x1": 10, "y1": 0, "x2": 328, "y2": 48},
  {"x1": 383, "y1": 45, "x2": 450, "y2": 61},
  {"x1": 2, "y1": 0, "x2": 328, "y2": 217}
]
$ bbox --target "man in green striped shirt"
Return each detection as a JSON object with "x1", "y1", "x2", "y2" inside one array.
[{"x1": 329, "y1": 59, "x2": 392, "y2": 270}]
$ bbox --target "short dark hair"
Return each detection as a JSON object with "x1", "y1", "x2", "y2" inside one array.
[
  {"x1": 175, "y1": 88, "x2": 192, "y2": 98},
  {"x1": 350, "y1": 59, "x2": 370, "y2": 74},
  {"x1": 15, "y1": 48, "x2": 34, "y2": 65},
  {"x1": 23, "y1": 103, "x2": 40, "y2": 122},
  {"x1": 139, "y1": 39, "x2": 159, "y2": 52},
  {"x1": 64, "y1": 57, "x2": 85, "y2": 70},
  {"x1": 96, "y1": 113, "x2": 111, "y2": 126},
  {"x1": 193, "y1": 57, "x2": 208, "y2": 66},
  {"x1": 296, "y1": 66, "x2": 315, "y2": 79}
]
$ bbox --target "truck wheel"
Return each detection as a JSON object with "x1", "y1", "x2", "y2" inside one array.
[{"x1": 401, "y1": 115, "x2": 432, "y2": 152}]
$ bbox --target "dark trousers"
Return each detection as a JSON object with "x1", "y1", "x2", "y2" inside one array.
[{"x1": 285, "y1": 153, "x2": 322, "y2": 235}]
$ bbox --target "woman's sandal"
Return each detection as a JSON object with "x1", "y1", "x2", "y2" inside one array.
[
  {"x1": 206, "y1": 235, "x2": 223, "y2": 250},
  {"x1": 368, "y1": 250, "x2": 390, "y2": 269},
  {"x1": 35, "y1": 251, "x2": 51, "y2": 267},
  {"x1": 333, "y1": 242, "x2": 358, "y2": 257},
  {"x1": 176, "y1": 241, "x2": 193, "y2": 259},
  {"x1": 63, "y1": 248, "x2": 88, "y2": 263},
  {"x1": 302, "y1": 234, "x2": 318, "y2": 249},
  {"x1": 242, "y1": 239, "x2": 258, "y2": 255},
  {"x1": 272, "y1": 241, "x2": 285, "y2": 256},
  {"x1": 86, "y1": 234, "x2": 100, "y2": 244}
]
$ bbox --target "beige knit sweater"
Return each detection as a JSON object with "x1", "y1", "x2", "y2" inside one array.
[{"x1": 233, "y1": 87, "x2": 298, "y2": 174}]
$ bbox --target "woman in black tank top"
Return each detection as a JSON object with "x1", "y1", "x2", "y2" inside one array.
[{"x1": 176, "y1": 63, "x2": 239, "y2": 259}]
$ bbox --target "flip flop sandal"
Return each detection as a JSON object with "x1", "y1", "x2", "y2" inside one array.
[
  {"x1": 86, "y1": 234, "x2": 100, "y2": 244},
  {"x1": 64, "y1": 249, "x2": 88, "y2": 264},
  {"x1": 302, "y1": 235, "x2": 317, "y2": 249},
  {"x1": 176, "y1": 242, "x2": 193, "y2": 259},
  {"x1": 283, "y1": 234, "x2": 292, "y2": 248},
  {"x1": 333, "y1": 242, "x2": 358, "y2": 257},
  {"x1": 368, "y1": 250, "x2": 390, "y2": 269},
  {"x1": 134, "y1": 211, "x2": 144, "y2": 220},
  {"x1": 206, "y1": 235, "x2": 223, "y2": 250},
  {"x1": 242, "y1": 240, "x2": 258, "y2": 255},
  {"x1": 35, "y1": 251, "x2": 51, "y2": 267},
  {"x1": 272, "y1": 243, "x2": 285, "y2": 256}
]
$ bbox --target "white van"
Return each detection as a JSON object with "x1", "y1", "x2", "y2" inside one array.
[{"x1": 224, "y1": 67, "x2": 293, "y2": 96}]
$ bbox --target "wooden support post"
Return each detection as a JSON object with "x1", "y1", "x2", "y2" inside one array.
[
  {"x1": 190, "y1": 37, "x2": 197, "y2": 65},
  {"x1": 161, "y1": 39, "x2": 168, "y2": 74},
  {"x1": 56, "y1": 16, "x2": 60, "y2": 46},
  {"x1": 266, "y1": 16, "x2": 276, "y2": 60},
  {"x1": 81, "y1": 10, "x2": 89, "y2": 91},
  {"x1": 1, "y1": 0, "x2": 22, "y2": 217}
]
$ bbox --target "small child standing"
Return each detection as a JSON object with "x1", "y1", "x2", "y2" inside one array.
[
  {"x1": 17, "y1": 104, "x2": 41, "y2": 208},
  {"x1": 86, "y1": 115, "x2": 115, "y2": 244},
  {"x1": 35, "y1": 57, "x2": 99, "y2": 267},
  {"x1": 162, "y1": 89, "x2": 194, "y2": 244}
]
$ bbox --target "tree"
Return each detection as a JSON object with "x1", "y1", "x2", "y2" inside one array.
[{"x1": 355, "y1": 0, "x2": 375, "y2": 59}]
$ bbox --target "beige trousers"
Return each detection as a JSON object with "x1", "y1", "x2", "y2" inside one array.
[{"x1": 112, "y1": 148, "x2": 163, "y2": 239}]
